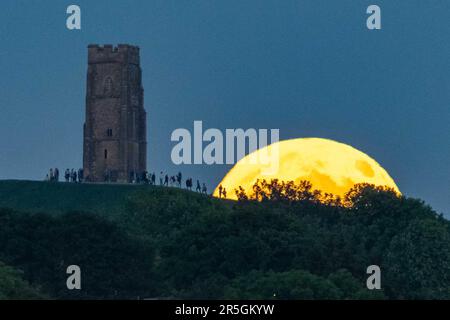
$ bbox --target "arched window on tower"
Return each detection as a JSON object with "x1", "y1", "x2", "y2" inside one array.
[
  {"x1": 104, "y1": 149, "x2": 108, "y2": 159},
  {"x1": 104, "y1": 77, "x2": 113, "y2": 96}
]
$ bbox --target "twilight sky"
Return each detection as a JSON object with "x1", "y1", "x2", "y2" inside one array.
[{"x1": 0, "y1": 0, "x2": 448, "y2": 214}]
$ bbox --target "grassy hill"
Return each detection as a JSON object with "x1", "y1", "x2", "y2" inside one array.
[
  {"x1": 0, "y1": 180, "x2": 162, "y2": 217},
  {"x1": 0, "y1": 179, "x2": 449, "y2": 299}
]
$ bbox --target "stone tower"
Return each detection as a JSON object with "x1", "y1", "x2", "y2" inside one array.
[{"x1": 83, "y1": 44, "x2": 147, "y2": 183}]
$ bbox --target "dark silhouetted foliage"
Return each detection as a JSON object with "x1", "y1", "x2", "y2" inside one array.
[
  {"x1": 0, "y1": 180, "x2": 448, "y2": 299},
  {"x1": 0, "y1": 209, "x2": 157, "y2": 299},
  {"x1": 0, "y1": 261, "x2": 44, "y2": 299}
]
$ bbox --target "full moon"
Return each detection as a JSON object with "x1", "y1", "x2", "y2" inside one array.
[{"x1": 214, "y1": 138, "x2": 400, "y2": 200}]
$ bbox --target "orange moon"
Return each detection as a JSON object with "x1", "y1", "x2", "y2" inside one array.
[{"x1": 214, "y1": 138, "x2": 400, "y2": 200}]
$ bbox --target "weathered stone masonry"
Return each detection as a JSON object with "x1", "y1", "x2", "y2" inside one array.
[{"x1": 83, "y1": 44, "x2": 147, "y2": 182}]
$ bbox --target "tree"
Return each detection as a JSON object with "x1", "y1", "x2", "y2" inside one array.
[
  {"x1": 383, "y1": 218, "x2": 450, "y2": 299},
  {"x1": 224, "y1": 270, "x2": 341, "y2": 299},
  {"x1": 0, "y1": 262, "x2": 44, "y2": 299}
]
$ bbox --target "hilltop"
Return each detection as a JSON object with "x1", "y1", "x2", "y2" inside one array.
[
  {"x1": 0, "y1": 179, "x2": 449, "y2": 299},
  {"x1": 0, "y1": 180, "x2": 184, "y2": 217}
]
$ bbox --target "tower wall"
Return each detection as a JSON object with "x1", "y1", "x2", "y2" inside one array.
[{"x1": 83, "y1": 44, "x2": 147, "y2": 182}]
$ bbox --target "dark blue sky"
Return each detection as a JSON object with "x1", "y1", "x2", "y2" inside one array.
[{"x1": 0, "y1": 1, "x2": 448, "y2": 214}]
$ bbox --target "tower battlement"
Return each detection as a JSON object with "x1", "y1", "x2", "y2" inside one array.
[{"x1": 88, "y1": 44, "x2": 140, "y2": 64}]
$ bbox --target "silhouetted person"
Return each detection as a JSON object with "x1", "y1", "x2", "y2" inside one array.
[
  {"x1": 218, "y1": 184, "x2": 223, "y2": 198},
  {"x1": 188, "y1": 178, "x2": 193, "y2": 190},
  {"x1": 143, "y1": 171, "x2": 148, "y2": 184},
  {"x1": 54, "y1": 168, "x2": 59, "y2": 182},
  {"x1": 222, "y1": 188, "x2": 227, "y2": 198},
  {"x1": 136, "y1": 172, "x2": 141, "y2": 184},
  {"x1": 78, "y1": 168, "x2": 83, "y2": 183},
  {"x1": 196, "y1": 180, "x2": 201, "y2": 192},
  {"x1": 72, "y1": 169, "x2": 77, "y2": 183},
  {"x1": 176, "y1": 172, "x2": 182, "y2": 188},
  {"x1": 164, "y1": 174, "x2": 169, "y2": 186},
  {"x1": 159, "y1": 171, "x2": 164, "y2": 185},
  {"x1": 202, "y1": 183, "x2": 207, "y2": 195},
  {"x1": 151, "y1": 172, "x2": 156, "y2": 185},
  {"x1": 65, "y1": 169, "x2": 70, "y2": 182}
]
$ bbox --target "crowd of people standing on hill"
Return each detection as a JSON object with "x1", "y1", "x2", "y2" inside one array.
[
  {"x1": 45, "y1": 168, "x2": 209, "y2": 195},
  {"x1": 115, "y1": 170, "x2": 209, "y2": 194},
  {"x1": 45, "y1": 168, "x2": 83, "y2": 183},
  {"x1": 150, "y1": 171, "x2": 208, "y2": 195}
]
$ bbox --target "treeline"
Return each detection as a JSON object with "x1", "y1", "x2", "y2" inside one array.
[
  {"x1": 0, "y1": 181, "x2": 449, "y2": 299},
  {"x1": 0, "y1": 210, "x2": 156, "y2": 299},
  {"x1": 120, "y1": 182, "x2": 450, "y2": 299}
]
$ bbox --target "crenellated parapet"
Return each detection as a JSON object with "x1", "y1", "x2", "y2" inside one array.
[{"x1": 87, "y1": 44, "x2": 140, "y2": 65}]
